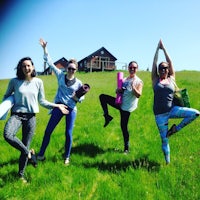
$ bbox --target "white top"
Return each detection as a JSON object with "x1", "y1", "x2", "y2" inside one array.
[{"x1": 121, "y1": 75, "x2": 143, "y2": 112}]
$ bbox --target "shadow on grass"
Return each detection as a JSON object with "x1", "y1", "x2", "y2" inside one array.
[
  {"x1": 0, "y1": 158, "x2": 18, "y2": 168},
  {"x1": 0, "y1": 171, "x2": 19, "y2": 187},
  {"x1": 71, "y1": 143, "x2": 105, "y2": 157},
  {"x1": 83, "y1": 155, "x2": 160, "y2": 173}
]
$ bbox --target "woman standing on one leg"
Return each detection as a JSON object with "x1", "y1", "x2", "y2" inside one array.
[
  {"x1": 152, "y1": 40, "x2": 200, "y2": 164},
  {"x1": 3, "y1": 57, "x2": 68, "y2": 183},
  {"x1": 99, "y1": 61, "x2": 143, "y2": 153}
]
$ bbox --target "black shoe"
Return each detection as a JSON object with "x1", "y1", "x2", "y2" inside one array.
[
  {"x1": 104, "y1": 115, "x2": 113, "y2": 127},
  {"x1": 167, "y1": 124, "x2": 177, "y2": 138},
  {"x1": 29, "y1": 149, "x2": 37, "y2": 167},
  {"x1": 37, "y1": 155, "x2": 46, "y2": 161}
]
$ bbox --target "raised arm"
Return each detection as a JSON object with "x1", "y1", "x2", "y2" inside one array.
[
  {"x1": 160, "y1": 40, "x2": 175, "y2": 78},
  {"x1": 39, "y1": 38, "x2": 62, "y2": 76},
  {"x1": 152, "y1": 40, "x2": 160, "y2": 85},
  {"x1": 39, "y1": 38, "x2": 48, "y2": 55}
]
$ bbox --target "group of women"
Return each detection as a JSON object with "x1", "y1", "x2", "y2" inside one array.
[{"x1": 1, "y1": 39, "x2": 199, "y2": 183}]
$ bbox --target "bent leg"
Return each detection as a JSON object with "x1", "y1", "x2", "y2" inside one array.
[
  {"x1": 19, "y1": 116, "x2": 36, "y2": 177},
  {"x1": 169, "y1": 106, "x2": 200, "y2": 132},
  {"x1": 99, "y1": 94, "x2": 120, "y2": 115},
  {"x1": 4, "y1": 115, "x2": 29, "y2": 156},
  {"x1": 99, "y1": 94, "x2": 120, "y2": 127}
]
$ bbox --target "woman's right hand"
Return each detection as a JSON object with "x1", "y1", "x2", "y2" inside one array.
[{"x1": 116, "y1": 88, "x2": 123, "y2": 94}]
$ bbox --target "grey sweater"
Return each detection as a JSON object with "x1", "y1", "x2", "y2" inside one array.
[{"x1": 4, "y1": 77, "x2": 55, "y2": 113}]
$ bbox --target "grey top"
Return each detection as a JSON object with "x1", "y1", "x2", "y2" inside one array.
[
  {"x1": 153, "y1": 77, "x2": 175, "y2": 115},
  {"x1": 4, "y1": 77, "x2": 55, "y2": 113},
  {"x1": 44, "y1": 53, "x2": 84, "y2": 109}
]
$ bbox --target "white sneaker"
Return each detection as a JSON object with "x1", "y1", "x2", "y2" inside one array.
[
  {"x1": 28, "y1": 151, "x2": 31, "y2": 159},
  {"x1": 64, "y1": 158, "x2": 70, "y2": 165},
  {"x1": 19, "y1": 177, "x2": 28, "y2": 184}
]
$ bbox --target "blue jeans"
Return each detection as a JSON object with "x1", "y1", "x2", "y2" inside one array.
[
  {"x1": 155, "y1": 106, "x2": 199, "y2": 163},
  {"x1": 38, "y1": 107, "x2": 77, "y2": 159},
  {"x1": 4, "y1": 113, "x2": 36, "y2": 177}
]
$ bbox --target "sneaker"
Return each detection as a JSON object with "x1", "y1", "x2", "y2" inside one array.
[
  {"x1": 104, "y1": 114, "x2": 113, "y2": 127},
  {"x1": 167, "y1": 124, "x2": 177, "y2": 138},
  {"x1": 28, "y1": 151, "x2": 31, "y2": 159},
  {"x1": 28, "y1": 149, "x2": 37, "y2": 167},
  {"x1": 124, "y1": 150, "x2": 130, "y2": 154},
  {"x1": 165, "y1": 154, "x2": 170, "y2": 165},
  {"x1": 19, "y1": 176, "x2": 27, "y2": 184},
  {"x1": 123, "y1": 146, "x2": 130, "y2": 154},
  {"x1": 37, "y1": 155, "x2": 46, "y2": 161},
  {"x1": 64, "y1": 158, "x2": 70, "y2": 165}
]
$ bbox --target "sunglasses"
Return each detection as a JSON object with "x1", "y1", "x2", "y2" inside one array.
[
  {"x1": 159, "y1": 67, "x2": 168, "y2": 71},
  {"x1": 68, "y1": 67, "x2": 76, "y2": 71},
  {"x1": 129, "y1": 67, "x2": 137, "y2": 70}
]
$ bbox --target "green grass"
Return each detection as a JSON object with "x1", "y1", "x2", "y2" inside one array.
[{"x1": 0, "y1": 71, "x2": 200, "y2": 200}]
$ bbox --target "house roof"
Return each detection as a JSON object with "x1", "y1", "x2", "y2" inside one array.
[
  {"x1": 54, "y1": 57, "x2": 68, "y2": 68},
  {"x1": 78, "y1": 47, "x2": 117, "y2": 63},
  {"x1": 42, "y1": 57, "x2": 68, "y2": 73}
]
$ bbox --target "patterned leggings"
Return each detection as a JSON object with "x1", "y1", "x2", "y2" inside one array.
[{"x1": 155, "y1": 106, "x2": 200, "y2": 163}]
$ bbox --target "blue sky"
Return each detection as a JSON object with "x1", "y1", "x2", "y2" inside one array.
[{"x1": 0, "y1": 0, "x2": 200, "y2": 80}]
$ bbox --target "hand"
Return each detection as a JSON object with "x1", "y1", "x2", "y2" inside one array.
[
  {"x1": 39, "y1": 38, "x2": 47, "y2": 49},
  {"x1": 57, "y1": 104, "x2": 69, "y2": 114},
  {"x1": 132, "y1": 82, "x2": 136, "y2": 91},
  {"x1": 159, "y1": 39, "x2": 164, "y2": 50},
  {"x1": 116, "y1": 88, "x2": 123, "y2": 94}
]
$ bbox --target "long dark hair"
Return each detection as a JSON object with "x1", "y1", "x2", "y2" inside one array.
[{"x1": 16, "y1": 57, "x2": 36, "y2": 80}]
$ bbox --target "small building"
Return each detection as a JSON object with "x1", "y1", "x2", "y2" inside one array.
[
  {"x1": 78, "y1": 47, "x2": 117, "y2": 72},
  {"x1": 42, "y1": 57, "x2": 68, "y2": 75}
]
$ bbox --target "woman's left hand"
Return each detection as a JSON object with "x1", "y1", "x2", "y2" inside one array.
[
  {"x1": 39, "y1": 38, "x2": 47, "y2": 49},
  {"x1": 132, "y1": 82, "x2": 143, "y2": 98}
]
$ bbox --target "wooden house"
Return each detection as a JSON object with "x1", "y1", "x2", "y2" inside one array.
[
  {"x1": 78, "y1": 47, "x2": 117, "y2": 72},
  {"x1": 42, "y1": 57, "x2": 68, "y2": 75}
]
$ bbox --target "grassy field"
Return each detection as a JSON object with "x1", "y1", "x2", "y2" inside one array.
[{"x1": 0, "y1": 70, "x2": 200, "y2": 200}]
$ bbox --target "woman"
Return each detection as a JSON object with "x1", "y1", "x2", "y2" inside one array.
[
  {"x1": 3, "y1": 57, "x2": 68, "y2": 183},
  {"x1": 37, "y1": 39, "x2": 84, "y2": 165},
  {"x1": 152, "y1": 40, "x2": 200, "y2": 164},
  {"x1": 99, "y1": 61, "x2": 143, "y2": 153}
]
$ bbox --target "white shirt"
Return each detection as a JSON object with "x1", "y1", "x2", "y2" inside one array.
[{"x1": 121, "y1": 75, "x2": 143, "y2": 112}]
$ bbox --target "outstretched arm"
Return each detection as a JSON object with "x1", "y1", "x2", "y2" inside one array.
[
  {"x1": 152, "y1": 40, "x2": 160, "y2": 85},
  {"x1": 160, "y1": 40, "x2": 175, "y2": 78}
]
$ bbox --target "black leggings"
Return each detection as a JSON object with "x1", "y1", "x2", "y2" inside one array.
[{"x1": 99, "y1": 94, "x2": 130, "y2": 148}]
